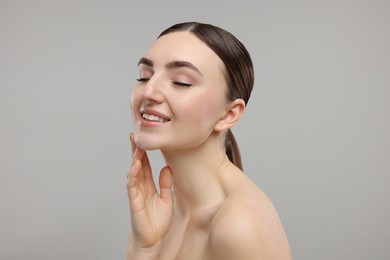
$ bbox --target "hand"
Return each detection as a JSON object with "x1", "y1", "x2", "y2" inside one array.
[{"x1": 127, "y1": 133, "x2": 173, "y2": 249}]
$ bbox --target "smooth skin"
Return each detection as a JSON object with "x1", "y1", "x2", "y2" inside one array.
[{"x1": 127, "y1": 32, "x2": 291, "y2": 260}]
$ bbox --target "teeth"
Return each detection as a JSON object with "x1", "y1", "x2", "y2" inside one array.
[{"x1": 142, "y1": 113, "x2": 166, "y2": 122}]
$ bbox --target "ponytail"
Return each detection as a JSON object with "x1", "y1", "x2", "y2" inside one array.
[{"x1": 225, "y1": 129, "x2": 243, "y2": 171}]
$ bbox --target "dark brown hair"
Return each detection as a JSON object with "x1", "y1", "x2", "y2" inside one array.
[{"x1": 158, "y1": 22, "x2": 254, "y2": 171}]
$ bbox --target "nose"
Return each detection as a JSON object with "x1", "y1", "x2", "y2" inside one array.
[{"x1": 140, "y1": 76, "x2": 164, "y2": 104}]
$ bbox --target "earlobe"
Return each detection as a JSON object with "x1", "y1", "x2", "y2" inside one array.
[{"x1": 214, "y1": 99, "x2": 245, "y2": 132}]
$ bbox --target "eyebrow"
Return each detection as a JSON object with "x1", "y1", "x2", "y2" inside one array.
[
  {"x1": 138, "y1": 57, "x2": 203, "y2": 76},
  {"x1": 138, "y1": 57, "x2": 153, "y2": 67}
]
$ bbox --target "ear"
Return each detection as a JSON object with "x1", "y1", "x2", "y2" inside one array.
[{"x1": 214, "y1": 99, "x2": 245, "y2": 132}]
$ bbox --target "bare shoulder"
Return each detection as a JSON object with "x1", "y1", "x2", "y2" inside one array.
[{"x1": 208, "y1": 172, "x2": 292, "y2": 260}]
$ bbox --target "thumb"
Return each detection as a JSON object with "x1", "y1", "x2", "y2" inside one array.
[{"x1": 159, "y1": 166, "x2": 173, "y2": 203}]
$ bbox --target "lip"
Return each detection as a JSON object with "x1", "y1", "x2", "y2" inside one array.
[{"x1": 139, "y1": 108, "x2": 171, "y2": 127}]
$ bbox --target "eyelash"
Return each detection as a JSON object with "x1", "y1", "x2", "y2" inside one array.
[
  {"x1": 136, "y1": 78, "x2": 149, "y2": 82},
  {"x1": 136, "y1": 78, "x2": 192, "y2": 87},
  {"x1": 172, "y1": 81, "x2": 192, "y2": 87}
]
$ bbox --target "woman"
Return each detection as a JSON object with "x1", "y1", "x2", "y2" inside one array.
[{"x1": 127, "y1": 22, "x2": 291, "y2": 259}]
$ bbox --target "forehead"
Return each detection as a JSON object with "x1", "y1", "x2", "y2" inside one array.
[{"x1": 143, "y1": 31, "x2": 224, "y2": 75}]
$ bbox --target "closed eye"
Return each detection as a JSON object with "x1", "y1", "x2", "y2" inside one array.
[
  {"x1": 172, "y1": 81, "x2": 192, "y2": 87},
  {"x1": 136, "y1": 78, "x2": 149, "y2": 83}
]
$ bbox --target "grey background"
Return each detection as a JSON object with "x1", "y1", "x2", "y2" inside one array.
[{"x1": 1, "y1": 0, "x2": 389, "y2": 259}]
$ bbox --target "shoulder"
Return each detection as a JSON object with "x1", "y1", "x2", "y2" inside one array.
[{"x1": 208, "y1": 178, "x2": 291, "y2": 259}]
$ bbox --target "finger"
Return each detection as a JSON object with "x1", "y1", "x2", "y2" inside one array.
[
  {"x1": 127, "y1": 158, "x2": 148, "y2": 214},
  {"x1": 127, "y1": 158, "x2": 142, "y2": 197},
  {"x1": 129, "y1": 133, "x2": 137, "y2": 175},
  {"x1": 141, "y1": 151, "x2": 157, "y2": 194},
  {"x1": 130, "y1": 133, "x2": 136, "y2": 156},
  {"x1": 159, "y1": 166, "x2": 173, "y2": 203},
  {"x1": 128, "y1": 148, "x2": 145, "y2": 179}
]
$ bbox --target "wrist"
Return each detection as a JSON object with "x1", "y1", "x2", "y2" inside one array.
[{"x1": 127, "y1": 240, "x2": 162, "y2": 260}]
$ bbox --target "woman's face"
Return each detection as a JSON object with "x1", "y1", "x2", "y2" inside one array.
[{"x1": 130, "y1": 31, "x2": 229, "y2": 151}]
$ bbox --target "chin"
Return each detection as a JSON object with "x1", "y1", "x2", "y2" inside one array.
[{"x1": 134, "y1": 134, "x2": 161, "y2": 151}]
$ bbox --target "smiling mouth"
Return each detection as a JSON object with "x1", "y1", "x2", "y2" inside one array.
[{"x1": 142, "y1": 113, "x2": 169, "y2": 122}]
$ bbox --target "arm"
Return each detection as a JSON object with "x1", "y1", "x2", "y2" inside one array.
[{"x1": 126, "y1": 133, "x2": 173, "y2": 259}]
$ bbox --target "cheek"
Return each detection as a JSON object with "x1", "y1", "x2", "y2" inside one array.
[
  {"x1": 130, "y1": 89, "x2": 143, "y2": 129},
  {"x1": 182, "y1": 93, "x2": 224, "y2": 128},
  {"x1": 130, "y1": 89, "x2": 140, "y2": 112}
]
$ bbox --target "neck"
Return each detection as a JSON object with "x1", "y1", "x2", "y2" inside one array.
[{"x1": 161, "y1": 135, "x2": 230, "y2": 216}]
